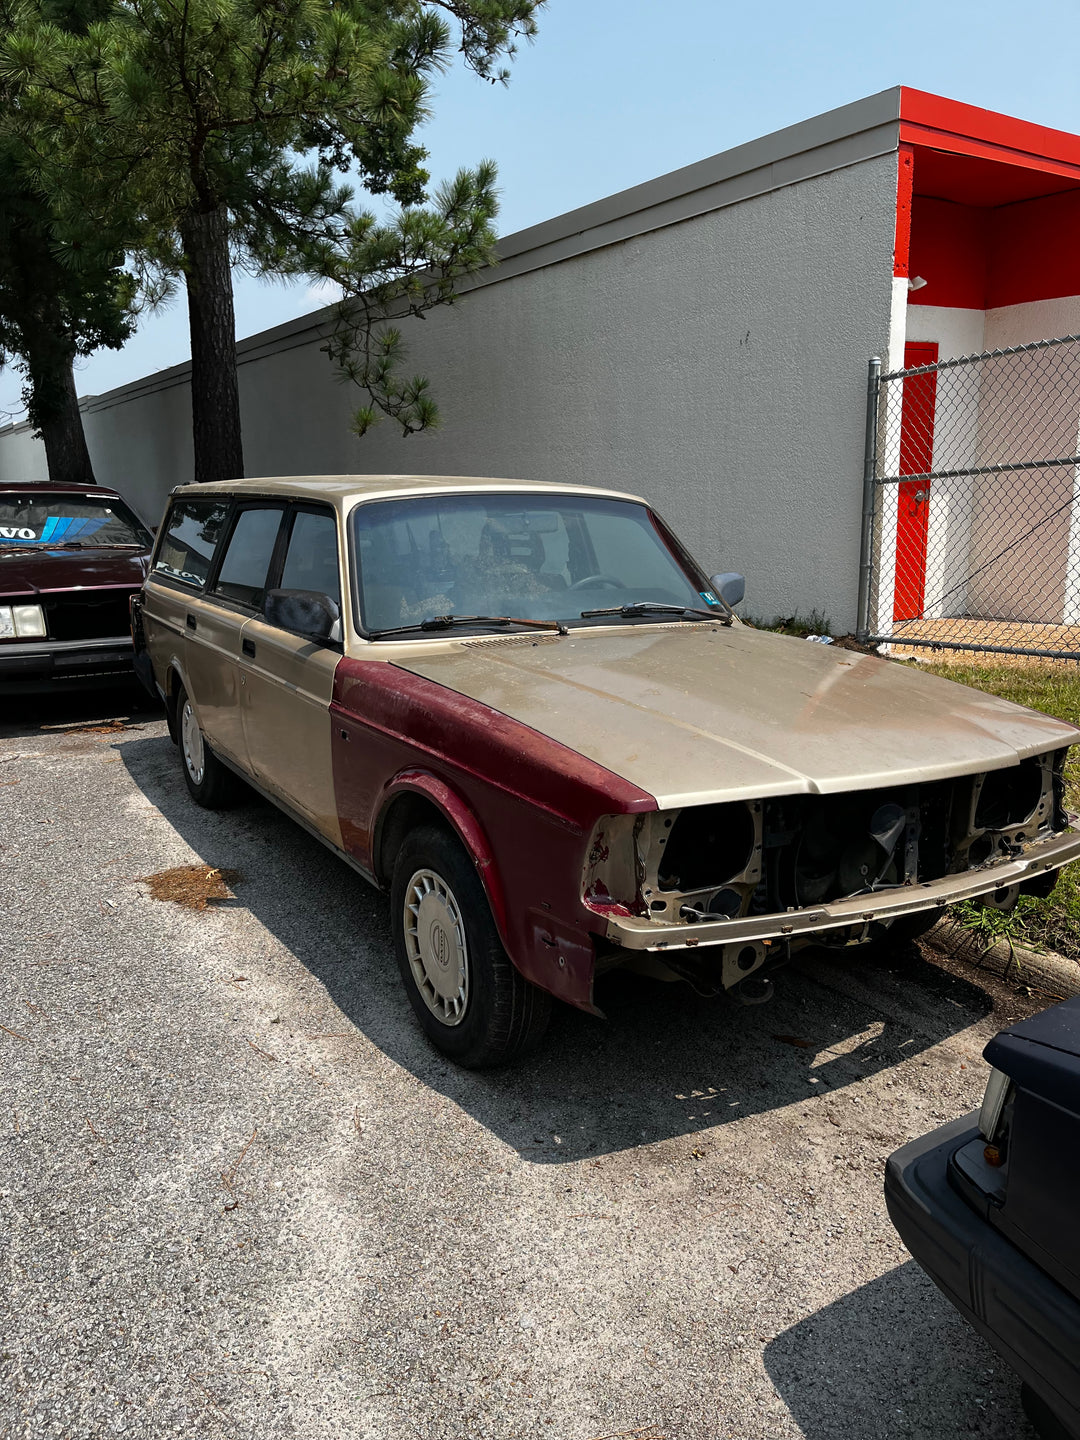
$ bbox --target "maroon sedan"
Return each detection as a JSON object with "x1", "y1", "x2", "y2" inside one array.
[{"x1": 0, "y1": 482, "x2": 154, "y2": 692}]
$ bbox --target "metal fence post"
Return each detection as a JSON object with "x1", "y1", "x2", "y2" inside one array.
[{"x1": 856, "y1": 355, "x2": 882, "y2": 644}]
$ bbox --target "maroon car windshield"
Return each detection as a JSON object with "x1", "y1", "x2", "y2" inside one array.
[{"x1": 0, "y1": 493, "x2": 151, "y2": 549}]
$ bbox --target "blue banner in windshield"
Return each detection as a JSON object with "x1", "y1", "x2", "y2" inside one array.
[{"x1": 0, "y1": 516, "x2": 109, "y2": 544}]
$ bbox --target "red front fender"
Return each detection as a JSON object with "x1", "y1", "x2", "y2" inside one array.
[{"x1": 372, "y1": 769, "x2": 511, "y2": 942}]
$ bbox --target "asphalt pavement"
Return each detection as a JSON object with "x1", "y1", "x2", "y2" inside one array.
[{"x1": 0, "y1": 688, "x2": 1044, "y2": 1439}]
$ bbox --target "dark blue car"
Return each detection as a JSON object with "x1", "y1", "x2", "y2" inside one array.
[{"x1": 886, "y1": 997, "x2": 1080, "y2": 1439}]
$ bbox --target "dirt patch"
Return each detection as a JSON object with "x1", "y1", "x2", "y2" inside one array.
[
  {"x1": 72, "y1": 720, "x2": 132, "y2": 740},
  {"x1": 916, "y1": 937, "x2": 1047, "y2": 1030},
  {"x1": 830, "y1": 634, "x2": 882, "y2": 656},
  {"x1": 138, "y1": 865, "x2": 242, "y2": 910}
]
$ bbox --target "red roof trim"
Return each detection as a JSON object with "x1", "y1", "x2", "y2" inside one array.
[{"x1": 899, "y1": 87, "x2": 1080, "y2": 180}]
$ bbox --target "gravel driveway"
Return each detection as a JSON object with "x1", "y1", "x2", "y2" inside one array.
[{"x1": 0, "y1": 692, "x2": 1044, "y2": 1440}]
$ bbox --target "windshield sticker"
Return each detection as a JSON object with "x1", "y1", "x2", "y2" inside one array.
[
  {"x1": 39, "y1": 516, "x2": 108, "y2": 542},
  {"x1": 0, "y1": 516, "x2": 109, "y2": 544},
  {"x1": 699, "y1": 591, "x2": 721, "y2": 606}
]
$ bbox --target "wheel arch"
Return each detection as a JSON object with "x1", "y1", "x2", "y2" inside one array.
[
  {"x1": 163, "y1": 662, "x2": 186, "y2": 744},
  {"x1": 373, "y1": 774, "x2": 510, "y2": 943}
]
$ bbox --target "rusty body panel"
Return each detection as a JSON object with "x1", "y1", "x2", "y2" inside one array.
[{"x1": 330, "y1": 658, "x2": 655, "y2": 1011}]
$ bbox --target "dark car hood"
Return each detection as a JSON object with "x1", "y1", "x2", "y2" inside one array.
[
  {"x1": 0, "y1": 547, "x2": 150, "y2": 596},
  {"x1": 987, "y1": 997, "x2": 1080, "y2": 1062},
  {"x1": 984, "y1": 996, "x2": 1080, "y2": 1112}
]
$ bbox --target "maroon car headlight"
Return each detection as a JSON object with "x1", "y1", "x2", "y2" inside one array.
[{"x1": 0, "y1": 603, "x2": 46, "y2": 638}]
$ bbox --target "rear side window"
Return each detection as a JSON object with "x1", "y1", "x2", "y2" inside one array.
[
  {"x1": 279, "y1": 509, "x2": 341, "y2": 607},
  {"x1": 154, "y1": 499, "x2": 230, "y2": 587},
  {"x1": 213, "y1": 506, "x2": 285, "y2": 609}
]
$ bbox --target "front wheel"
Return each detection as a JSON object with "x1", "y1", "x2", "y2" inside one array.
[
  {"x1": 390, "y1": 825, "x2": 551, "y2": 1068},
  {"x1": 176, "y1": 684, "x2": 241, "y2": 809}
]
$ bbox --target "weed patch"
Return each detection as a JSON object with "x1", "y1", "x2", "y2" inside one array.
[{"x1": 922, "y1": 660, "x2": 1080, "y2": 961}]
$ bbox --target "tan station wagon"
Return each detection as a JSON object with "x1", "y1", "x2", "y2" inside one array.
[{"x1": 133, "y1": 475, "x2": 1080, "y2": 1067}]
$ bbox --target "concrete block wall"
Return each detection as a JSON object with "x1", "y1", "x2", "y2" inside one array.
[{"x1": 0, "y1": 95, "x2": 904, "y2": 631}]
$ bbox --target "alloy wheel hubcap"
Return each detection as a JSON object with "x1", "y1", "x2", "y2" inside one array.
[
  {"x1": 403, "y1": 869, "x2": 469, "y2": 1026},
  {"x1": 181, "y1": 700, "x2": 205, "y2": 785}
]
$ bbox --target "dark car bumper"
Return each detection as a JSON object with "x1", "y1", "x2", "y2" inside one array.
[
  {"x1": 885, "y1": 1115, "x2": 1080, "y2": 1438},
  {"x1": 0, "y1": 635, "x2": 136, "y2": 693}
]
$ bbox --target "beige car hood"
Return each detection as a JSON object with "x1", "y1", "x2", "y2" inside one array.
[{"x1": 392, "y1": 624, "x2": 1080, "y2": 807}]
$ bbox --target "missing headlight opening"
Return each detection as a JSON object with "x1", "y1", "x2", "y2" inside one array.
[{"x1": 585, "y1": 749, "x2": 1072, "y2": 964}]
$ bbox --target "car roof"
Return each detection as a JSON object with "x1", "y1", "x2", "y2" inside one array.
[
  {"x1": 0, "y1": 480, "x2": 125, "y2": 500},
  {"x1": 173, "y1": 474, "x2": 648, "y2": 506}
]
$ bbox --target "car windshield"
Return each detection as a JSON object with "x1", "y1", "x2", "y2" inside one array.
[
  {"x1": 0, "y1": 493, "x2": 151, "y2": 549},
  {"x1": 352, "y1": 492, "x2": 717, "y2": 634}
]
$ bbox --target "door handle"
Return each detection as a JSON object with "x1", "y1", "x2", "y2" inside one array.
[
  {"x1": 186, "y1": 614, "x2": 197, "y2": 631},
  {"x1": 242, "y1": 638, "x2": 256, "y2": 658}
]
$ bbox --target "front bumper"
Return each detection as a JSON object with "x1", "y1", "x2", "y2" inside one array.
[
  {"x1": 0, "y1": 634, "x2": 135, "y2": 692},
  {"x1": 885, "y1": 1116, "x2": 1080, "y2": 1438},
  {"x1": 602, "y1": 826, "x2": 1080, "y2": 951}
]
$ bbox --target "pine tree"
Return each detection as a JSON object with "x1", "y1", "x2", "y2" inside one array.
[
  {"x1": 2, "y1": 1, "x2": 543, "y2": 484},
  {"x1": 0, "y1": 0, "x2": 135, "y2": 485}
]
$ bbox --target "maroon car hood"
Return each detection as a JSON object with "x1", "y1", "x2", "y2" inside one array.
[{"x1": 0, "y1": 547, "x2": 150, "y2": 596}]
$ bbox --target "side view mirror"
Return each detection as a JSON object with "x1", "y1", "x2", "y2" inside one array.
[
  {"x1": 264, "y1": 588, "x2": 340, "y2": 643},
  {"x1": 710, "y1": 571, "x2": 745, "y2": 609}
]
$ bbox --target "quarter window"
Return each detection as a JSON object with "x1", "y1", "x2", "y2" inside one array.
[
  {"x1": 154, "y1": 500, "x2": 230, "y2": 588},
  {"x1": 213, "y1": 506, "x2": 285, "y2": 609},
  {"x1": 279, "y1": 510, "x2": 341, "y2": 607}
]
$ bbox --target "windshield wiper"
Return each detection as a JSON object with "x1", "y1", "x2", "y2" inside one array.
[
  {"x1": 44, "y1": 540, "x2": 139, "y2": 550},
  {"x1": 580, "y1": 601, "x2": 731, "y2": 625},
  {"x1": 370, "y1": 613, "x2": 569, "y2": 640}
]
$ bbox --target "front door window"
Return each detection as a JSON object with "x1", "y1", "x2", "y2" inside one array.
[{"x1": 214, "y1": 507, "x2": 285, "y2": 609}]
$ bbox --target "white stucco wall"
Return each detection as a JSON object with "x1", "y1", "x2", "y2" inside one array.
[{"x1": 0, "y1": 145, "x2": 902, "y2": 630}]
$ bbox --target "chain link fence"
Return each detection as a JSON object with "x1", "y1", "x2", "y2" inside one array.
[{"x1": 856, "y1": 334, "x2": 1080, "y2": 661}]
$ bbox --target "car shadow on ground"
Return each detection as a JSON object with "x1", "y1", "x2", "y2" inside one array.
[
  {"x1": 0, "y1": 684, "x2": 158, "y2": 740},
  {"x1": 764, "y1": 1260, "x2": 1034, "y2": 1439},
  {"x1": 116, "y1": 729, "x2": 995, "y2": 1165}
]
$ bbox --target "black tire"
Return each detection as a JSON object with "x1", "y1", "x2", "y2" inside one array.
[
  {"x1": 1021, "y1": 1382, "x2": 1075, "y2": 1440},
  {"x1": 390, "y1": 824, "x2": 551, "y2": 1068},
  {"x1": 863, "y1": 908, "x2": 943, "y2": 954},
  {"x1": 176, "y1": 683, "x2": 241, "y2": 809}
]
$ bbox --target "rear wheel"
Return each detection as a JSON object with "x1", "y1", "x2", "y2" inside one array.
[
  {"x1": 390, "y1": 824, "x2": 551, "y2": 1068},
  {"x1": 177, "y1": 684, "x2": 241, "y2": 809}
]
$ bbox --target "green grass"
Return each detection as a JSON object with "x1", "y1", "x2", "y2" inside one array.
[
  {"x1": 919, "y1": 660, "x2": 1080, "y2": 960},
  {"x1": 744, "y1": 609, "x2": 833, "y2": 638}
]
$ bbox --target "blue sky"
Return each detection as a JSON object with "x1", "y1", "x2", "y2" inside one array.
[{"x1": 5, "y1": 0, "x2": 1080, "y2": 423}]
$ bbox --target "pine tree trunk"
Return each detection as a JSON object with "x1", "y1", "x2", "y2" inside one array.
[
  {"x1": 180, "y1": 204, "x2": 243, "y2": 485},
  {"x1": 26, "y1": 346, "x2": 96, "y2": 487}
]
